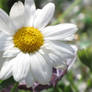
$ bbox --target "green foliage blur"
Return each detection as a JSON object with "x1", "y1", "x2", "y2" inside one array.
[{"x1": 0, "y1": 0, "x2": 92, "y2": 92}]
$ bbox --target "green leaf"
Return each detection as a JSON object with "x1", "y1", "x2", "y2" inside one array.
[
  {"x1": 0, "y1": 0, "x2": 9, "y2": 13},
  {"x1": 0, "y1": 77, "x2": 15, "y2": 91},
  {"x1": 64, "y1": 85, "x2": 73, "y2": 92}
]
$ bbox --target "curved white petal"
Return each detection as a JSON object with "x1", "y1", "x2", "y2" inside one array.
[
  {"x1": 30, "y1": 52, "x2": 52, "y2": 84},
  {"x1": 9, "y1": 1, "x2": 24, "y2": 30},
  {"x1": 67, "y1": 45, "x2": 78, "y2": 70},
  {"x1": 33, "y1": 3, "x2": 55, "y2": 29},
  {"x1": 45, "y1": 41, "x2": 74, "y2": 57},
  {"x1": 0, "y1": 9, "x2": 16, "y2": 35},
  {"x1": 42, "y1": 24, "x2": 77, "y2": 41},
  {"x1": 12, "y1": 53, "x2": 31, "y2": 81},
  {"x1": 56, "y1": 45, "x2": 78, "y2": 69},
  {"x1": 3, "y1": 47, "x2": 20, "y2": 58},
  {"x1": 42, "y1": 41, "x2": 76, "y2": 67},
  {"x1": 41, "y1": 46, "x2": 67, "y2": 67},
  {"x1": 39, "y1": 49, "x2": 53, "y2": 66},
  {"x1": 0, "y1": 61, "x2": 13, "y2": 80}
]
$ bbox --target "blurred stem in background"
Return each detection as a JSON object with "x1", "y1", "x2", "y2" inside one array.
[
  {"x1": 53, "y1": 0, "x2": 81, "y2": 24},
  {"x1": 10, "y1": 82, "x2": 19, "y2": 92}
]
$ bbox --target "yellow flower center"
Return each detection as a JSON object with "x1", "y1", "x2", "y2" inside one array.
[{"x1": 13, "y1": 27, "x2": 44, "y2": 53}]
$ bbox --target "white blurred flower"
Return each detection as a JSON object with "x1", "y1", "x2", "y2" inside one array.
[
  {"x1": 78, "y1": 82, "x2": 87, "y2": 92},
  {"x1": 0, "y1": 0, "x2": 78, "y2": 87},
  {"x1": 78, "y1": 13, "x2": 85, "y2": 20},
  {"x1": 71, "y1": 6, "x2": 80, "y2": 15},
  {"x1": 83, "y1": 0, "x2": 92, "y2": 6}
]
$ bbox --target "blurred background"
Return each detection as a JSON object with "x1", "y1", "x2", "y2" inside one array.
[{"x1": 0, "y1": 0, "x2": 92, "y2": 92}]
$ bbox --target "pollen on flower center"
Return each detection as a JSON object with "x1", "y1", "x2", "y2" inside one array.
[{"x1": 13, "y1": 27, "x2": 44, "y2": 53}]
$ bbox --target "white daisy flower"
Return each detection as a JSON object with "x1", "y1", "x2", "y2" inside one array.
[{"x1": 0, "y1": 0, "x2": 78, "y2": 87}]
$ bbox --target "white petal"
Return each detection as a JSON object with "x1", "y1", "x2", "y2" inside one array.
[
  {"x1": 39, "y1": 50, "x2": 52, "y2": 66},
  {"x1": 19, "y1": 73, "x2": 34, "y2": 87},
  {"x1": 0, "y1": 31, "x2": 10, "y2": 41},
  {"x1": 0, "y1": 41, "x2": 13, "y2": 51},
  {"x1": 25, "y1": 71, "x2": 34, "y2": 87},
  {"x1": 0, "y1": 39, "x2": 11, "y2": 51},
  {"x1": 12, "y1": 53, "x2": 31, "y2": 81},
  {"x1": 41, "y1": 45, "x2": 66, "y2": 67},
  {"x1": 42, "y1": 24, "x2": 77, "y2": 41},
  {"x1": 39, "y1": 47, "x2": 63, "y2": 67},
  {"x1": 33, "y1": 3, "x2": 55, "y2": 29},
  {"x1": 3, "y1": 47, "x2": 20, "y2": 57},
  {"x1": 9, "y1": 1, "x2": 24, "y2": 29},
  {"x1": 0, "y1": 61, "x2": 13, "y2": 80},
  {"x1": 49, "y1": 53, "x2": 66, "y2": 67},
  {"x1": 0, "y1": 9, "x2": 16, "y2": 35},
  {"x1": 56, "y1": 45, "x2": 78, "y2": 69},
  {"x1": 42, "y1": 41, "x2": 76, "y2": 67},
  {"x1": 30, "y1": 52, "x2": 52, "y2": 84},
  {"x1": 0, "y1": 32, "x2": 13, "y2": 51},
  {"x1": 46, "y1": 41, "x2": 74, "y2": 57},
  {"x1": 0, "y1": 52, "x2": 6, "y2": 70},
  {"x1": 24, "y1": 0, "x2": 36, "y2": 27},
  {"x1": 25, "y1": 0, "x2": 36, "y2": 12},
  {"x1": 64, "y1": 35, "x2": 75, "y2": 41},
  {"x1": 67, "y1": 45, "x2": 78, "y2": 70}
]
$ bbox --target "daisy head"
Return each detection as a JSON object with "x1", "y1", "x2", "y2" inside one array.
[{"x1": 0, "y1": 0, "x2": 78, "y2": 88}]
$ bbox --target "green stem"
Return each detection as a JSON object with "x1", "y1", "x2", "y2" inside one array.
[
  {"x1": 53, "y1": 0, "x2": 81, "y2": 24},
  {"x1": 10, "y1": 82, "x2": 19, "y2": 92}
]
